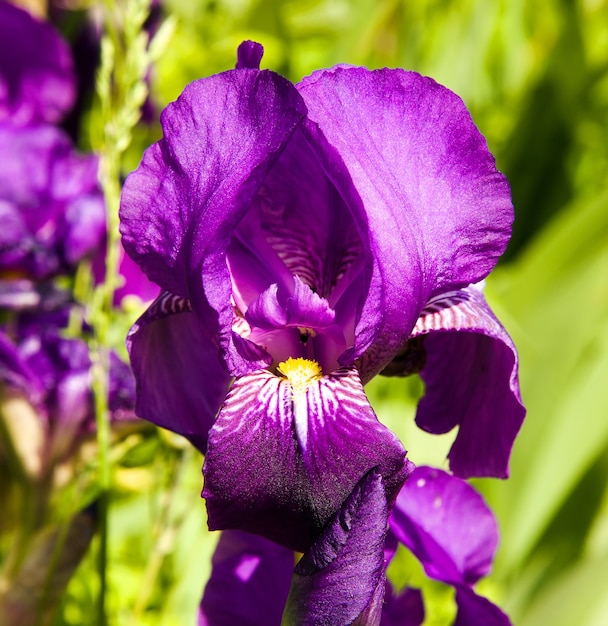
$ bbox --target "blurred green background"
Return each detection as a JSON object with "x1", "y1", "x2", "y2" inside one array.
[{"x1": 46, "y1": 0, "x2": 608, "y2": 623}]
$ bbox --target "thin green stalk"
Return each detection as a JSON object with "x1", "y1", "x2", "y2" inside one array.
[
  {"x1": 88, "y1": 1, "x2": 174, "y2": 621},
  {"x1": 90, "y1": 1, "x2": 152, "y2": 622}
]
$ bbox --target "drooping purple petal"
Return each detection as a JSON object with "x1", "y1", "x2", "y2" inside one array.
[
  {"x1": 381, "y1": 586, "x2": 425, "y2": 626},
  {"x1": 453, "y1": 587, "x2": 511, "y2": 626},
  {"x1": 297, "y1": 67, "x2": 513, "y2": 379},
  {"x1": 282, "y1": 470, "x2": 388, "y2": 626},
  {"x1": 0, "y1": 124, "x2": 105, "y2": 279},
  {"x1": 119, "y1": 65, "x2": 307, "y2": 375},
  {"x1": 203, "y1": 366, "x2": 410, "y2": 551},
  {"x1": 389, "y1": 466, "x2": 498, "y2": 587},
  {"x1": 126, "y1": 292, "x2": 231, "y2": 453},
  {"x1": 198, "y1": 530, "x2": 293, "y2": 626},
  {"x1": 410, "y1": 284, "x2": 525, "y2": 478},
  {"x1": 0, "y1": 2, "x2": 75, "y2": 125}
]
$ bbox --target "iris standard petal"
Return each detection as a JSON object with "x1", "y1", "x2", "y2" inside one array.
[
  {"x1": 453, "y1": 587, "x2": 512, "y2": 626},
  {"x1": 119, "y1": 66, "x2": 307, "y2": 375},
  {"x1": 298, "y1": 67, "x2": 513, "y2": 378},
  {"x1": 127, "y1": 292, "x2": 231, "y2": 452},
  {"x1": 389, "y1": 466, "x2": 498, "y2": 587},
  {"x1": 410, "y1": 284, "x2": 525, "y2": 478},
  {"x1": 203, "y1": 366, "x2": 410, "y2": 551},
  {"x1": 198, "y1": 530, "x2": 293, "y2": 626},
  {"x1": 282, "y1": 470, "x2": 387, "y2": 626},
  {"x1": 0, "y1": 2, "x2": 75, "y2": 125}
]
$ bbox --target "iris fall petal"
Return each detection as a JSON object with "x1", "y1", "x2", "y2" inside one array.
[
  {"x1": 127, "y1": 292, "x2": 231, "y2": 452},
  {"x1": 203, "y1": 366, "x2": 410, "y2": 551}
]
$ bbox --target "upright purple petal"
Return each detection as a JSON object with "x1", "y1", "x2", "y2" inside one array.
[
  {"x1": 198, "y1": 530, "x2": 293, "y2": 626},
  {"x1": 119, "y1": 65, "x2": 307, "y2": 375},
  {"x1": 203, "y1": 366, "x2": 410, "y2": 551},
  {"x1": 389, "y1": 466, "x2": 498, "y2": 587},
  {"x1": 298, "y1": 67, "x2": 513, "y2": 378},
  {"x1": 410, "y1": 284, "x2": 525, "y2": 478},
  {"x1": 282, "y1": 470, "x2": 388, "y2": 626},
  {"x1": 127, "y1": 292, "x2": 231, "y2": 452},
  {"x1": 0, "y1": 2, "x2": 75, "y2": 125}
]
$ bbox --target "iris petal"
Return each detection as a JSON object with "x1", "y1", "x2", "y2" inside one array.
[
  {"x1": 389, "y1": 466, "x2": 497, "y2": 587},
  {"x1": 298, "y1": 67, "x2": 514, "y2": 377},
  {"x1": 127, "y1": 292, "x2": 231, "y2": 452},
  {"x1": 203, "y1": 367, "x2": 410, "y2": 551},
  {"x1": 120, "y1": 65, "x2": 307, "y2": 376},
  {"x1": 282, "y1": 470, "x2": 387, "y2": 626},
  {"x1": 411, "y1": 284, "x2": 525, "y2": 478},
  {"x1": 198, "y1": 530, "x2": 293, "y2": 626}
]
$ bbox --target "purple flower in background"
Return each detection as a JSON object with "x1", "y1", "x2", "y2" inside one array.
[
  {"x1": 0, "y1": 311, "x2": 136, "y2": 475},
  {"x1": 0, "y1": 124, "x2": 106, "y2": 280},
  {"x1": 119, "y1": 40, "x2": 523, "y2": 550},
  {"x1": 0, "y1": 2, "x2": 75, "y2": 127},
  {"x1": 389, "y1": 467, "x2": 511, "y2": 625},
  {"x1": 198, "y1": 467, "x2": 509, "y2": 625},
  {"x1": 0, "y1": 2, "x2": 106, "y2": 284}
]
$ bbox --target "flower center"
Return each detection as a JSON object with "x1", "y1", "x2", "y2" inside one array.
[{"x1": 276, "y1": 357, "x2": 322, "y2": 396}]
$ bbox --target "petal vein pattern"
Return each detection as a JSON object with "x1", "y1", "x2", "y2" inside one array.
[{"x1": 203, "y1": 366, "x2": 410, "y2": 552}]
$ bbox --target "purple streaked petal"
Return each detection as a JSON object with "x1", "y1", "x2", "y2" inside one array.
[
  {"x1": 411, "y1": 284, "x2": 525, "y2": 478},
  {"x1": 282, "y1": 470, "x2": 387, "y2": 626},
  {"x1": 389, "y1": 466, "x2": 498, "y2": 587},
  {"x1": 453, "y1": 587, "x2": 512, "y2": 626},
  {"x1": 247, "y1": 124, "x2": 368, "y2": 303},
  {"x1": 298, "y1": 67, "x2": 513, "y2": 377},
  {"x1": 203, "y1": 367, "x2": 410, "y2": 551},
  {"x1": 198, "y1": 530, "x2": 293, "y2": 626},
  {"x1": 127, "y1": 292, "x2": 231, "y2": 452},
  {"x1": 119, "y1": 65, "x2": 307, "y2": 376},
  {"x1": 0, "y1": 3, "x2": 75, "y2": 125},
  {"x1": 381, "y1": 586, "x2": 425, "y2": 626},
  {"x1": 227, "y1": 121, "x2": 371, "y2": 372}
]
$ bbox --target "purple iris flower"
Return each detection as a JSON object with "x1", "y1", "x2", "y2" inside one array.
[
  {"x1": 0, "y1": 311, "x2": 136, "y2": 475},
  {"x1": 119, "y1": 41, "x2": 523, "y2": 550},
  {"x1": 198, "y1": 467, "x2": 509, "y2": 625}
]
